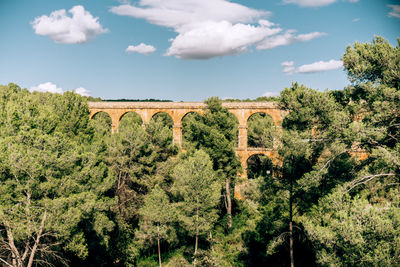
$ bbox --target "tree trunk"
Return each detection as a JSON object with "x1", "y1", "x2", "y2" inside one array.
[
  {"x1": 4, "y1": 222, "x2": 22, "y2": 267},
  {"x1": 209, "y1": 231, "x2": 214, "y2": 252},
  {"x1": 225, "y1": 177, "x2": 232, "y2": 228},
  {"x1": 157, "y1": 237, "x2": 161, "y2": 267},
  {"x1": 289, "y1": 221, "x2": 294, "y2": 267},
  {"x1": 157, "y1": 225, "x2": 162, "y2": 267},
  {"x1": 289, "y1": 179, "x2": 294, "y2": 267},
  {"x1": 27, "y1": 210, "x2": 47, "y2": 267},
  {"x1": 195, "y1": 233, "x2": 198, "y2": 255},
  {"x1": 195, "y1": 206, "x2": 199, "y2": 255}
]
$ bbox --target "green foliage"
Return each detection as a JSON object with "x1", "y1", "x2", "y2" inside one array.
[
  {"x1": 211, "y1": 199, "x2": 263, "y2": 266},
  {"x1": 247, "y1": 113, "x2": 276, "y2": 148},
  {"x1": 181, "y1": 112, "x2": 203, "y2": 145},
  {"x1": 91, "y1": 111, "x2": 112, "y2": 137},
  {"x1": 246, "y1": 155, "x2": 273, "y2": 179},
  {"x1": 151, "y1": 112, "x2": 174, "y2": 129},
  {"x1": 119, "y1": 111, "x2": 143, "y2": 131},
  {"x1": 0, "y1": 84, "x2": 115, "y2": 266},
  {"x1": 136, "y1": 185, "x2": 176, "y2": 245},
  {"x1": 342, "y1": 36, "x2": 400, "y2": 88},
  {"x1": 302, "y1": 187, "x2": 400, "y2": 266},
  {"x1": 341, "y1": 36, "x2": 400, "y2": 196},
  {"x1": 172, "y1": 150, "x2": 220, "y2": 245},
  {"x1": 104, "y1": 110, "x2": 177, "y2": 265},
  {"x1": 136, "y1": 185, "x2": 176, "y2": 266},
  {"x1": 0, "y1": 36, "x2": 399, "y2": 267},
  {"x1": 183, "y1": 97, "x2": 240, "y2": 177}
]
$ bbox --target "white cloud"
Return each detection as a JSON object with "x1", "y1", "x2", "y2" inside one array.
[
  {"x1": 126, "y1": 43, "x2": 156, "y2": 54},
  {"x1": 166, "y1": 20, "x2": 281, "y2": 59},
  {"x1": 110, "y1": 0, "x2": 269, "y2": 29},
  {"x1": 110, "y1": 0, "x2": 323, "y2": 59},
  {"x1": 282, "y1": 0, "x2": 358, "y2": 7},
  {"x1": 30, "y1": 82, "x2": 90, "y2": 96},
  {"x1": 75, "y1": 87, "x2": 90, "y2": 96},
  {"x1": 281, "y1": 59, "x2": 343, "y2": 74},
  {"x1": 257, "y1": 30, "x2": 326, "y2": 50},
  {"x1": 297, "y1": 59, "x2": 343, "y2": 73},
  {"x1": 281, "y1": 61, "x2": 295, "y2": 74},
  {"x1": 388, "y1": 5, "x2": 400, "y2": 18},
  {"x1": 282, "y1": 0, "x2": 336, "y2": 7},
  {"x1": 30, "y1": 82, "x2": 63, "y2": 94},
  {"x1": 352, "y1": 18, "x2": 360, "y2": 22},
  {"x1": 262, "y1": 91, "x2": 280, "y2": 97},
  {"x1": 31, "y1": 5, "x2": 108, "y2": 44}
]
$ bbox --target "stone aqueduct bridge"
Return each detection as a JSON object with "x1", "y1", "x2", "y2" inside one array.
[{"x1": 88, "y1": 101, "x2": 285, "y2": 176}]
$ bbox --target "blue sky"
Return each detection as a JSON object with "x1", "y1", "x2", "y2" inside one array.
[{"x1": 0, "y1": 0, "x2": 398, "y2": 101}]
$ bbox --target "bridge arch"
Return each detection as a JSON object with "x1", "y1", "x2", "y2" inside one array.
[
  {"x1": 118, "y1": 111, "x2": 143, "y2": 132},
  {"x1": 90, "y1": 110, "x2": 111, "y2": 120},
  {"x1": 181, "y1": 112, "x2": 203, "y2": 146},
  {"x1": 91, "y1": 111, "x2": 112, "y2": 134},
  {"x1": 245, "y1": 109, "x2": 281, "y2": 127},
  {"x1": 119, "y1": 111, "x2": 143, "y2": 123},
  {"x1": 151, "y1": 111, "x2": 174, "y2": 128},
  {"x1": 180, "y1": 111, "x2": 202, "y2": 123},
  {"x1": 246, "y1": 154, "x2": 273, "y2": 179},
  {"x1": 247, "y1": 112, "x2": 276, "y2": 148}
]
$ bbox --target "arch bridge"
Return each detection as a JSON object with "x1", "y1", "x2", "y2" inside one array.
[{"x1": 88, "y1": 101, "x2": 284, "y2": 176}]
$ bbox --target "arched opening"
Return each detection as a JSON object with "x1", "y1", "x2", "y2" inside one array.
[
  {"x1": 119, "y1": 112, "x2": 143, "y2": 133},
  {"x1": 151, "y1": 112, "x2": 174, "y2": 128},
  {"x1": 247, "y1": 113, "x2": 276, "y2": 148},
  {"x1": 181, "y1": 112, "x2": 203, "y2": 148},
  {"x1": 148, "y1": 112, "x2": 174, "y2": 146},
  {"x1": 246, "y1": 154, "x2": 273, "y2": 179},
  {"x1": 90, "y1": 111, "x2": 112, "y2": 136}
]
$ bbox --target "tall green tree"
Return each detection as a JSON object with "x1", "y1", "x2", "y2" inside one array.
[
  {"x1": 182, "y1": 97, "x2": 240, "y2": 228},
  {"x1": 136, "y1": 185, "x2": 176, "y2": 267},
  {"x1": 104, "y1": 111, "x2": 177, "y2": 265},
  {"x1": 341, "y1": 36, "x2": 400, "y2": 193},
  {"x1": 258, "y1": 82, "x2": 354, "y2": 267},
  {"x1": 0, "y1": 85, "x2": 115, "y2": 266},
  {"x1": 342, "y1": 36, "x2": 399, "y2": 88},
  {"x1": 301, "y1": 36, "x2": 400, "y2": 266},
  {"x1": 172, "y1": 150, "x2": 220, "y2": 256},
  {"x1": 303, "y1": 187, "x2": 400, "y2": 266}
]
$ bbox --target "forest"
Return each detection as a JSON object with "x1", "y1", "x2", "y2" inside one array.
[{"x1": 0, "y1": 37, "x2": 399, "y2": 267}]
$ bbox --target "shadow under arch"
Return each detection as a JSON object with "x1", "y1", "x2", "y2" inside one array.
[
  {"x1": 181, "y1": 111, "x2": 203, "y2": 148},
  {"x1": 90, "y1": 111, "x2": 112, "y2": 135},
  {"x1": 246, "y1": 153, "x2": 273, "y2": 179},
  {"x1": 247, "y1": 112, "x2": 276, "y2": 148},
  {"x1": 151, "y1": 111, "x2": 174, "y2": 128},
  {"x1": 119, "y1": 111, "x2": 143, "y2": 132},
  {"x1": 147, "y1": 111, "x2": 175, "y2": 147}
]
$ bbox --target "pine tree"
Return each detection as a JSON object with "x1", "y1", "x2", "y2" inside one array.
[
  {"x1": 136, "y1": 185, "x2": 176, "y2": 267},
  {"x1": 172, "y1": 150, "x2": 220, "y2": 257}
]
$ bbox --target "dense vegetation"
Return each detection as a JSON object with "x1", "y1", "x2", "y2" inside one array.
[{"x1": 0, "y1": 37, "x2": 399, "y2": 267}]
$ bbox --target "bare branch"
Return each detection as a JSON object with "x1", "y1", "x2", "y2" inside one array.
[
  {"x1": 346, "y1": 173, "x2": 396, "y2": 192},
  {"x1": 27, "y1": 210, "x2": 47, "y2": 267},
  {"x1": 0, "y1": 257, "x2": 13, "y2": 267},
  {"x1": 3, "y1": 221, "x2": 22, "y2": 266}
]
